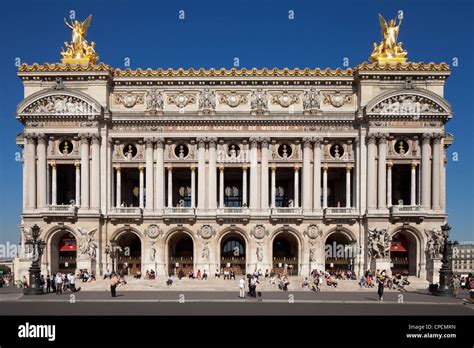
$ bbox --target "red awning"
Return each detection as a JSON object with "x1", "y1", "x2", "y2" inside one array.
[
  {"x1": 390, "y1": 242, "x2": 407, "y2": 252},
  {"x1": 59, "y1": 238, "x2": 77, "y2": 252}
]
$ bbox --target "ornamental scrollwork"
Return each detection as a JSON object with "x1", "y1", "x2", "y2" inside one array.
[
  {"x1": 114, "y1": 91, "x2": 145, "y2": 108},
  {"x1": 167, "y1": 91, "x2": 196, "y2": 108},
  {"x1": 271, "y1": 90, "x2": 299, "y2": 108},
  {"x1": 323, "y1": 91, "x2": 353, "y2": 108},
  {"x1": 219, "y1": 91, "x2": 248, "y2": 108}
]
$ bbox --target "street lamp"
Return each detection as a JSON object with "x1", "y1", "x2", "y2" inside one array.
[
  {"x1": 433, "y1": 223, "x2": 459, "y2": 297},
  {"x1": 349, "y1": 240, "x2": 357, "y2": 277},
  {"x1": 24, "y1": 224, "x2": 47, "y2": 295},
  {"x1": 105, "y1": 239, "x2": 120, "y2": 274}
]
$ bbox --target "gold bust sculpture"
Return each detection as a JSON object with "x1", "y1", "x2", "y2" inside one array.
[
  {"x1": 61, "y1": 15, "x2": 99, "y2": 64},
  {"x1": 369, "y1": 12, "x2": 408, "y2": 64}
]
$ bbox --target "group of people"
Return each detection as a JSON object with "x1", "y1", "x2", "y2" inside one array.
[
  {"x1": 78, "y1": 269, "x2": 95, "y2": 282},
  {"x1": 21, "y1": 272, "x2": 82, "y2": 294}
]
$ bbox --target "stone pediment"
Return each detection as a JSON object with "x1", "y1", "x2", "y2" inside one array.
[
  {"x1": 365, "y1": 89, "x2": 451, "y2": 118},
  {"x1": 16, "y1": 89, "x2": 103, "y2": 120}
]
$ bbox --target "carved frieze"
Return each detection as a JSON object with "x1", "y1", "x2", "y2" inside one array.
[
  {"x1": 370, "y1": 94, "x2": 445, "y2": 114},
  {"x1": 22, "y1": 95, "x2": 98, "y2": 115}
]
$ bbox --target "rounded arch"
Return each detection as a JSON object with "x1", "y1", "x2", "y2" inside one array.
[
  {"x1": 388, "y1": 226, "x2": 424, "y2": 277},
  {"x1": 16, "y1": 88, "x2": 103, "y2": 116},
  {"x1": 110, "y1": 226, "x2": 143, "y2": 243},
  {"x1": 216, "y1": 227, "x2": 249, "y2": 275},
  {"x1": 164, "y1": 227, "x2": 196, "y2": 277},
  {"x1": 111, "y1": 227, "x2": 143, "y2": 275},
  {"x1": 324, "y1": 227, "x2": 357, "y2": 273},
  {"x1": 323, "y1": 227, "x2": 357, "y2": 244},
  {"x1": 270, "y1": 227, "x2": 302, "y2": 276},
  {"x1": 43, "y1": 225, "x2": 78, "y2": 276},
  {"x1": 365, "y1": 88, "x2": 451, "y2": 115}
]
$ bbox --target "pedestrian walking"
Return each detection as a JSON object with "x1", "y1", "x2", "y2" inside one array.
[
  {"x1": 46, "y1": 275, "x2": 51, "y2": 294},
  {"x1": 452, "y1": 275, "x2": 460, "y2": 297},
  {"x1": 239, "y1": 277, "x2": 245, "y2": 298},
  {"x1": 378, "y1": 270, "x2": 386, "y2": 301},
  {"x1": 55, "y1": 273, "x2": 62, "y2": 295},
  {"x1": 110, "y1": 273, "x2": 118, "y2": 297}
]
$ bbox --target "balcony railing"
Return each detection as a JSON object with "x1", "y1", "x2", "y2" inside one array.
[
  {"x1": 271, "y1": 207, "x2": 303, "y2": 215},
  {"x1": 390, "y1": 205, "x2": 422, "y2": 213},
  {"x1": 216, "y1": 207, "x2": 250, "y2": 215},
  {"x1": 47, "y1": 205, "x2": 78, "y2": 213},
  {"x1": 164, "y1": 207, "x2": 195, "y2": 215},
  {"x1": 324, "y1": 207, "x2": 358, "y2": 215},
  {"x1": 110, "y1": 207, "x2": 143, "y2": 214}
]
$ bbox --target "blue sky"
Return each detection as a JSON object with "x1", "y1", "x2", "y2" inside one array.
[{"x1": 0, "y1": 0, "x2": 473, "y2": 244}]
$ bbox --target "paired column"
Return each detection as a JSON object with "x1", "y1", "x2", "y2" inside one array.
[
  {"x1": 294, "y1": 165, "x2": 300, "y2": 208},
  {"x1": 270, "y1": 164, "x2": 276, "y2": 208},
  {"x1": 197, "y1": 138, "x2": 206, "y2": 211},
  {"x1": 208, "y1": 138, "x2": 217, "y2": 210},
  {"x1": 242, "y1": 165, "x2": 248, "y2": 207},
  {"x1": 90, "y1": 135, "x2": 100, "y2": 209},
  {"x1": 421, "y1": 133, "x2": 432, "y2": 209},
  {"x1": 346, "y1": 165, "x2": 352, "y2": 208},
  {"x1": 432, "y1": 134, "x2": 442, "y2": 210},
  {"x1": 219, "y1": 165, "x2": 225, "y2": 208},
  {"x1": 26, "y1": 135, "x2": 37, "y2": 209},
  {"x1": 115, "y1": 166, "x2": 121, "y2": 207},
  {"x1": 249, "y1": 137, "x2": 259, "y2": 211},
  {"x1": 75, "y1": 162, "x2": 81, "y2": 206},
  {"x1": 51, "y1": 161, "x2": 57, "y2": 206},
  {"x1": 313, "y1": 138, "x2": 322, "y2": 211},
  {"x1": 145, "y1": 138, "x2": 154, "y2": 211},
  {"x1": 322, "y1": 165, "x2": 328, "y2": 209},
  {"x1": 80, "y1": 135, "x2": 90, "y2": 209},
  {"x1": 387, "y1": 162, "x2": 393, "y2": 207},
  {"x1": 36, "y1": 134, "x2": 47, "y2": 208},
  {"x1": 167, "y1": 165, "x2": 173, "y2": 208},
  {"x1": 190, "y1": 165, "x2": 196, "y2": 208},
  {"x1": 139, "y1": 165, "x2": 145, "y2": 209},
  {"x1": 155, "y1": 138, "x2": 165, "y2": 212},
  {"x1": 260, "y1": 138, "x2": 269, "y2": 210},
  {"x1": 366, "y1": 134, "x2": 377, "y2": 210},
  {"x1": 377, "y1": 134, "x2": 387, "y2": 209},
  {"x1": 302, "y1": 137, "x2": 312, "y2": 212},
  {"x1": 411, "y1": 162, "x2": 418, "y2": 206}
]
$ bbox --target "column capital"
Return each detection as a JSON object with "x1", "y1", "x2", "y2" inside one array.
[
  {"x1": 294, "y1": 164, "x2": 300, "y2": 171},
  {"x1": 36, "y1": 133, "x2": 47, "y2": 144},
  {"x1": 249, "y1": 137, "x2": 259, "y2": 148},
  {"x1": 91, "y1": 134, "x2": 101, "y2": 145},
  {"x1": 270, "y1": 164, "x2": 276, "y2": 171},
  {"x1": 346, "y1": 165, "x2": 353, "y2": 172},
  {"x1": 422, "y1": 132, "x2": 432, "y2": 144},
  {"x1": 411, "y1": 161, "x2": 419, "y2": 169},
  {"x1": 50, "y1": 161, "x2": 57, "y2": 168},
  {"x1": 377, "y1": 133, "x2": 388, "y2": 144},
  {"x1": 312, "y1": 137, "x2": 323, "y2": 147},
  {"x1": 74, "y1": 162, "x2": 81, "y2": 168},
  {"x1": 80, "y1": 134, "x2": 90, "y2": 144},
  {"x1": 242, "y1": 164, "x2": 248, "y2": 171},
  {"x1": 207, "y1": 137, "x2": 217, "y2": 147},
  {"x1": 260, "y1": 137, "x2": 270, "y2": 148},
  {"x1": 114, "y1": 165, "x2": 121, "y2": 171},
  {"x1": 139, "y1": 164, "x2": 145, "y2": 171},
  {"x1": 322, "y1": 164, "x2": 328, "y2": 171},
  {"x1": 366, "y1": 133, "x2": 377, "y2": 144},
  {"x1": 190, "y1": 164, "x2": 196, "y2": 171},
  {"x1": 144, "y1": 137, "x2": 155, "y2": 147},
  {"x1": 302, "y1": 137, "x2": 313, "y2": 148},
  {"x1": 25, "y1": 133, "x2": 36, "y2": 144},
  {"x1": 433, "y1": 133, "x2": 443, "y2": 144},
  {"x1": 166, "y1": 164, "x2": 173, "y2": 171},
  {"x1": 156, "y1": 137, "x2": 165, "y2": 148},
  {"x1": 219, "y1": 164, "x2": 225, "y2": 171},
  {"x1": 196, "y1": 137, "x2": 206, "y2": 148},
  {"x1": 387, "y1": 161, "x2": 393, "y2": 168}
]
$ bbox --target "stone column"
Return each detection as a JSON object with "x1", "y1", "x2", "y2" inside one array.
[
  {"x1": 155, "y1": 138, "x2": 165, "y2": 212},
  {"x1": 322, "y1": 165, "x2": 328, "y2": 209},
  {"x1": 167, "y1": 165, "x2": 173, "y2": 208},
  {"x1": 208, "y1": 138, "x2": 217, "y2": 210},
  {"x1": 242, "y1": 165, "x2": 248, "y2": 207},
  {"x1": 145, "y1": 138, "x2": 154, "y2": 211},
  {"x1": 197, "y1": 137, "x2": 206, "y2": 211},
  {"x1": 432, "y1": 133, "x2": 442, "y2": 210},
  {"x1": 190, "y1": 165, "x2": 196, "y2": 208},
  {"x1": 219, "y1": 165, "x2": 225, "y2": 208},
  {"x1": 440, "y1": 150, "x2": 446, "y2": 211},
  {"x1": 80, "y1": 135, "x2": 90, "y2": 209},
  {"x1": 421, "y1": 133, "x2": 432, "y2": 209},
  {"x1": 313, "y1": 138, "x2": 322, "y2": 211},
  {"x1": 36, "y1": 134, "x2": 47, "y2": 208},
  {"x1": 75, "y1": 162, "x2": 81, "y2": 206},
  {"x1": 302, "y1": 137, "x2": 312, "y2": 212},
  {"x1": 377, "y1": 134, "x2": 387, "y2": 209},
  {"x1": 387, "y1": 162, "x2": 393, "y2": 207},
  {"x1": 26, "y1": 135, "x2": 36, "y2": 209},
  {"x1": 51, "y1": 161, "x2": 57, "y2": 206},
  {"x1": 115, "y1": 166, "x2": 121, "y2": 207},
  {"x1": 260, "y1": 137, "x2": 269, "y2": 211},
  {"x1": 271, "y1": 164, "x2": 276, "y2": 208},
  {"x1": 249, "y1": 137, "x2": 259, "y2": 211},
  {"x1": 366, "y1": 134, "x2": 377, "y2": 210},
  {"x1": 90, "y1": 134, "x2": 100, "y2": 209},
  {"x1": 346, "y1": 165, "x2": 352, "y2": 208},
  {"x1": 294, "y1": 164, "x2": 300, "y2": 208},
  {"x1": 411, "y1": 161, "x2": 417, "y2": 206},
  {"x1": 139, "y1": 165, "x2": 145, "y2": 208}
]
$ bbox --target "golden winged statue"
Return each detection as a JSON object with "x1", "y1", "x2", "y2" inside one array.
[
  {"x1": 61, "y1": 15, "x2": 99, "y2": 64},
  {"x1": 369, "y1": 12, "x2": 407, "y2": 64}
]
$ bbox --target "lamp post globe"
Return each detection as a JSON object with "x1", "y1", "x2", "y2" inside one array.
[
  {"x1": 433, "y1": 223, "x2": 458, "y2": 297},
  {"x1": 24, "y1": 224, "x2": 46, "y2": 295}
]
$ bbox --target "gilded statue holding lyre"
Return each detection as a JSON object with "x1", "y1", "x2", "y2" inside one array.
[
  {"x1": 369, "y1": 12, "x2": 407, "y2": 64},
  {"x1": 61, "y1": 15, "x2": 99, "y2": 64}
]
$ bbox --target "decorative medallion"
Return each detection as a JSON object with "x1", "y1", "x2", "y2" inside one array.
[
  {"x1": 197, "y1": 225, "x2": 215, "y2": 239},
  {"x1": 323, "y1": 91, "x2": 353, "y2": 108},
  {"x1": 115, "y1": 92, "x2": 145, "y2": 108},
  {"x1": 144, "y1": 224, "x2": 163, "y2": 239},
  {"x1": 271, "y1": 90, "x2": 299, "y2": 108},
  {"x1": 304, "y1": 224, "x2": 322, "y2": 240},
  {"x1": 219, "y1": 91, "x2": 248, "y2": 108},
  {"x1": 167, "y1": 91, "x2": 196, "y2": 108},
  {"x1": 251, "y1": 224, "x2": 268, "y2": 239}
]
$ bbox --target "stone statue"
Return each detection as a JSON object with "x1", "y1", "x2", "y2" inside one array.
[
  {"x1": 369, "y1": 13, "x2": 407, "y2": 63},
  {"x1": 367, "y1": 228, "x2": 391, "y2": 259},
  {"x1": 61, "y1": 15, "x2": 99, "y2": 63},
  {"x1": 250, "y1": 89, "x2": 268, "y2": 114},
  {"x1": 198, "y1": 89, "x2": 216, "y2": 113},
  {"x1": 425, "y1": 228, "x2": 444, "y2": 259},
  {"x1": 309, "y1": 242, "x2": 317, "y2": 262},
  {"x1": 150, "y1": 241, "x2": 157, "y2": 262},
  {"x1": 201, "y1": 241, "x2": 210, "y2": 261},
  {"x1": 146, "y1": 89, "x2": 164, "y2": 112},
  {"x1": 77, "y1": 227, "x2": 98, "y2": 259},
  {"x1": 303, "y1": 88, "x2": 321, "y2": 113},
  {"x1": 256, "y1": 242, "x2": 264, "y2": 262}
]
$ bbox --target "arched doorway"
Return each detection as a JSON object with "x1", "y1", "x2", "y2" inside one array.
[
  {"x1": 50, "y1": 230, "x2": 77, "y2": 275},
  {"x1": 116, "y1": 232, "x2": 142, "y2": 275},
  {"x1": 325, "y1": 232, "x2": 354, "y2": 272},
  {"x1": 272, "y1": 233, "x2": 299, "y2": 275},
  {"x1": 220, "y1": 233, "x2": 246, "y2": 275},
  {"x1": 390, "y1": 230, "x2": 417, "y2": 276},
  {"x1": 168, "y1": 232, "x2": 194, "y2": 276}
]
